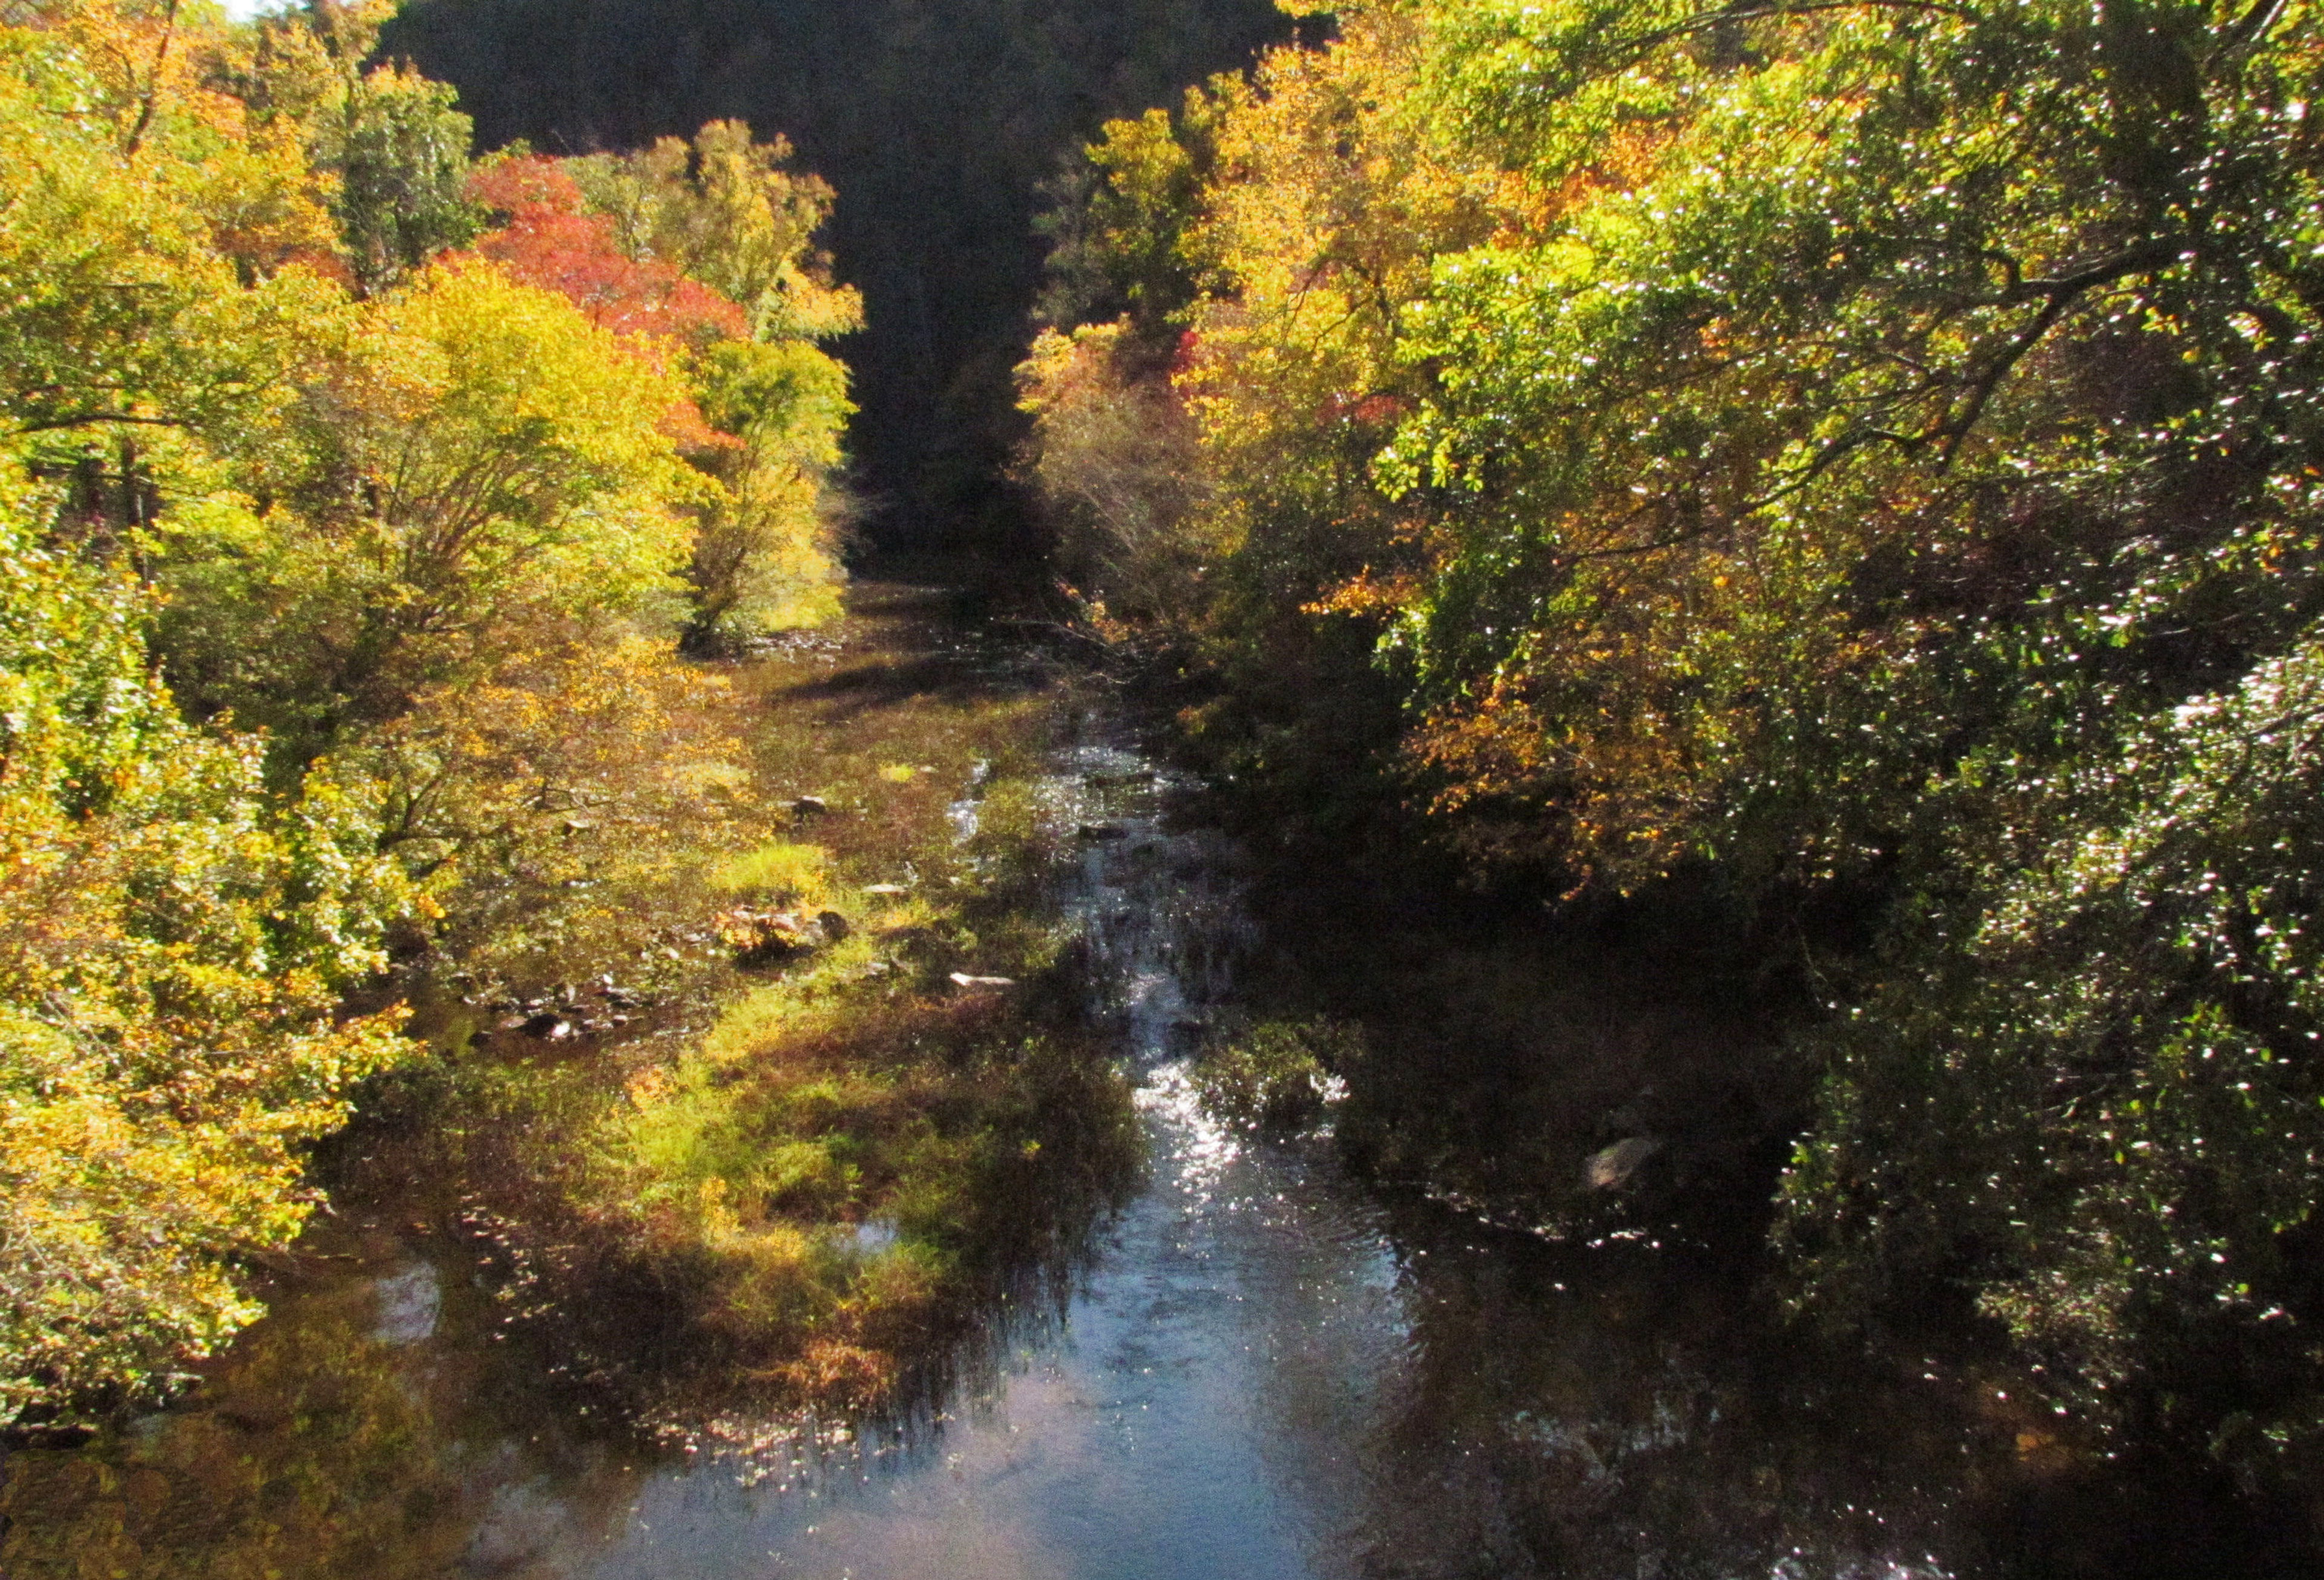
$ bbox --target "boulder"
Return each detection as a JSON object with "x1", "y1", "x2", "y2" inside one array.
[
  {"x1": 1584, "y1": 1136, "x2": 1664, "y2": 1191},
  {"x1": 718, "y1": 907, "x2": 813, "y2": 963}
]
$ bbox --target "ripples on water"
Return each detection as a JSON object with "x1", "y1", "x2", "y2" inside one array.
[{"x1": 7, "y1": 697, "x2": 2316, "y2": 1579}]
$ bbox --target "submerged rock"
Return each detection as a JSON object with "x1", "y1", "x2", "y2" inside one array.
[
  {"x1": 718, "y1": 908, "x2": 815, "y2": 963},
  {"x1": 1584, "y1": 1136, "x2": 1663, "y2": 1191}
]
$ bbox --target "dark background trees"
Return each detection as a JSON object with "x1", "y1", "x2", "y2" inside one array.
[{"x1": 382, "y1": 0, "x2": 1297, "y2": 556}]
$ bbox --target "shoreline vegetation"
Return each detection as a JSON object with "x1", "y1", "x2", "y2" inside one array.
[
  {"x1": 0, "y1": 0, "x2": 875, "y2": 1430},
  {"x1": 0, "y1": 582, "x2": 1161, "y2": 1578},
  {"x1": 6, "y1": 0, "x2": 2324, "y2": 1555},
  {"x1": 333, "y1": 584, "x2": 1144, "y2": 1428},
  {"x1": 1014, "y1": 0, "x2": 2324, "y2": 1504}
]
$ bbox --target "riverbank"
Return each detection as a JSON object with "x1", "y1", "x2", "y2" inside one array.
[
  {"x1": 7, "y1": 580, "x2": 2323, "y2": 1579},
  {"x1": 1, "y1": 580, "x2": 1147, "y2": 1572}
]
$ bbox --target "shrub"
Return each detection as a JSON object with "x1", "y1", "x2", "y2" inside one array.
[{"x1": 1195, "y1": 1018, "x2": 1357, "y2": 1132}]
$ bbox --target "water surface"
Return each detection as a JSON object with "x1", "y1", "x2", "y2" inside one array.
[{"x1": 7, "y1": 599, "x2": 2316, "y2": 1580}]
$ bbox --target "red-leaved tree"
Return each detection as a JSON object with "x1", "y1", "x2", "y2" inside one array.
[{"x1": 465, "y1": 157, "x2": 744, "y2": 449}]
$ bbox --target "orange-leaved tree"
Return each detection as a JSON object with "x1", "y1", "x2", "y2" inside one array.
[{"x1": 470, "y1": 135, "x2": 859, "y2": 646}]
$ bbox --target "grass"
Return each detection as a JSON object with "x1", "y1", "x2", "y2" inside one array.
[
  {"x1": 1194, "y1": 1018, "x2": 1357, "y2": 1132},
  {"x1": 367, "y1": 583, "x2": 1143, "y2": 1422},
  {"x1": 707, "y1": 840, "x2": 834, "y2": 904}
]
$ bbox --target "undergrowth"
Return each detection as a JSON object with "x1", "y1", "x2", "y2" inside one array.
[{"x1": 363, "y1": 591, "x2": 1144, "y2": 1420}]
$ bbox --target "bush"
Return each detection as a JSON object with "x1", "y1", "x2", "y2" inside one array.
[
  {"x1": 0, "y1": 476, "x2": 413, "y2": 1427},
  {"x1": 1195, "y1": 1018, "x2": 1357, "y2": 1132}
]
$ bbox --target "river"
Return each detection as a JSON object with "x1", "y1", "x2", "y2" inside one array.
[{"x1": 4, "y1": 587, "x2": 2316, "y2": 1579}]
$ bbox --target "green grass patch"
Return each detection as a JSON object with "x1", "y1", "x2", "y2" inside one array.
[
  {"x1": 372, "y1": 587, "x2": 1140, "y2": 1423},
  {"x1": 1195, "y1": 1018, "x2": 1359, "y2": 1132},
  {"x1": 708, "y1": 839, "x2": 835, "y2": 904}
]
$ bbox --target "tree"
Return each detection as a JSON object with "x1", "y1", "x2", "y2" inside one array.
[
  {"x1": 0, "y1": 464, "x2": 412, "y2": 1426},
  {"x1": 1017, "y1": 318, "x2": 1212, "y2": 624},
  {"x1": 215, "y1": 1, "x2": 481, "y2": 295},
  {"x1": 683, "y1": 335, "x2": 853, "y2": 643},
  {"x1": 0, "y1": 4, "x2": 341, "y2": 477},
  {"x1": 473, "y1": 131, "x2": 859, "y2": 649},
  {"x1": 149, "y1": 257, "x2": 702, "y2": 758},
  {"x1": 323, "y1": 64, "x2": 481, "y2": 295},
  {"x1": 1018, "y1": 13, "x2": 1508, "y2": 821},
  {"x1": 568, "y1": 119, "x2": 862, "y2": 343},
  {"x1": 468, "y1": 154, "x2": 750, "y2": 352},
  {"x1": 1031, "y1": 93, "x2": 1226, "y2": 346}
]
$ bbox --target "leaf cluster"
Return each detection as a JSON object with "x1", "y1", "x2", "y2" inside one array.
[{"x1": 1017, "y1": 0, "x2": 2324, "y2": 1472}]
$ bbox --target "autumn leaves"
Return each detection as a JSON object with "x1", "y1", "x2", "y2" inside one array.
[{"x1": 0, "y1": 0, "x2": 855, "y2": 1423}]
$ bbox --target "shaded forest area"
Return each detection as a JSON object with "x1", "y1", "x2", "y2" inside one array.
[
  {"x1": 383, "y1": 0, "x2": 1298, "y2": 549},
  {"x1": 1015, "y1": 0, "x2": 2324, "y2": 1505}
]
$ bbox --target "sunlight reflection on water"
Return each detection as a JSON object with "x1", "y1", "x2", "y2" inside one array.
[
  {"x1": 11, "y1": 644, "x2": 2267, "y2": 1580},
  {"x1": 1135, "y1": 1059, "x2": 1243, "y2": 1197}
]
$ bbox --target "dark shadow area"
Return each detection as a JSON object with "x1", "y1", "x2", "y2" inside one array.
[
  {"x1": 381, "y1": 0, "x2": 1301, "y2": 557},
  {"x1": 1357, "y1": 1192, "x2": 2324, "y2": 1580},
  {"x1": 782, "y1": 651, "x2": 1016, "y2": 716}
]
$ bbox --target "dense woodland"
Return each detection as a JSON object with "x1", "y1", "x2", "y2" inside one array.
[
  {"x1": 381, "y1": 0, "x2": 1297, "y2": 546},
  {"x1": 1019, "y1": 0, "x2": 2324, "y2": 1483},
  {"x1": 8, "y1": 0, "x2": 2324, "y2": 1531}
]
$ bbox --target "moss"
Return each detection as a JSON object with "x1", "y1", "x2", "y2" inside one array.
[
  {"x1": 393, "y1": 585, "x2": 1143, "y2": 1421},
  {"x1": 1194, "y1": 1018, "x2": 1358, "y2": 1132}
]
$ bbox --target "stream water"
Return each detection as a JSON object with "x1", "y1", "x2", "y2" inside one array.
[{"x1": 6, "y1": 597, "x2": 2319, "y2": 1580}]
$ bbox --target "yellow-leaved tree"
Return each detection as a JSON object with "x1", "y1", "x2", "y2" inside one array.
[
  {"x1": 153, "y1": 258, "x2": 703, "y2": 753},
  {"x1": 0, "y1": 0, "x2": 822, "y2": 1421},
  {"x1": 0, "y1": 462, "x2": 414, "y2": 1424},
  {"x1": 562, "y1": 121, "x2": 864, "y2": 647}
]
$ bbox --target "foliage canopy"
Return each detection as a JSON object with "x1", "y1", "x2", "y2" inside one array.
[
  {"x1": 1022, "y1": 0, "x2": 2324, "y2": 1473},
  {"x1": 0, "y1": 0, "x2": 857, "y2": 1423}
]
